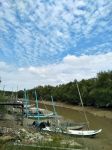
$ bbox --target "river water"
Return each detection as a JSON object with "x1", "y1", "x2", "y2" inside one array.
[{"x1": 40, "y1": 103, "x2": 112, "y2": 150}]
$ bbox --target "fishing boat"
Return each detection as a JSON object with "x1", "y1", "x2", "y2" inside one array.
[
  {"x1": 66, "y1": 124, "x2": 85, "y2": 130},
  {"x1": 42, "y1": 83, "x2": 102, "y2": 138},
  {"x1": 59, "y1": 119, "x2": 87, "y2": 130},
  {"x1": 42, "y1": 126, "x2": 102, "y2": 138},
  {"x1": 24, "y1": 107, "x2": 54, "y2": 118},
  {"x1": 24, "y1": 90, "x2": 54, "y2": 119}
]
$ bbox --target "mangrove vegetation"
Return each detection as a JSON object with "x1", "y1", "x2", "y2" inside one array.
[{"x1": 17, "y1": 71, "x2": 112, "y2": 108}]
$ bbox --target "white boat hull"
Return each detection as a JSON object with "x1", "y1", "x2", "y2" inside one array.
[{"x1": 42, "y1": 127, "x2": 102, "y2": 138}]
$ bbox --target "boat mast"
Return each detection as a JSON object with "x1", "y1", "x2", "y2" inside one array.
[
  {"x1": 51, "y1": 95, "x2": 57, "y2": 116},
  {"x1": 3, "y1": 85, "x2": 5, "y2": 97},
  {"x1": 16, "y1": 85, "x2": 18, "y2": 101},
  {"x1": 35, "y1": 90, "x2": 39, "y2": 122},
  {"x1": 40, "y1": 96, "x2": 48, "y2": 114},
  {"x1": 26, "y1": 90, "x2": 29, "y2": 110},
  {"x1": 24, "y1": 89, "x2": 28, "y2": 118},
  {"x1": 76, "y1": 82, "x2": 90, "y2": 129},
  {"x1": 51, "y1": 95, "x2": 60, "y2": 126}
]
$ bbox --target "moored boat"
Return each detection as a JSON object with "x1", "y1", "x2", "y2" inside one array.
[{"x1": 42, "y1": 126, "x2": 102, "y2": 138}]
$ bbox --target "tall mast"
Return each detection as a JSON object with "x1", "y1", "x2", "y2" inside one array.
[
  {"x1": 16, "y1": 85, "x2": 18, "y2": 101},
  {"x1": 24, "y1": 89, "x2": 28, "y2": 118},
  {"x1": 51, "y1": 95, "x2": 57, "y2": 116},
  {"x1": 35, "y1": 90, "x2": 39, "y2": 122},
  {"x1": 40, "y1": 96, "x2": 48, "y2": 114},
  {"x1": 76, "y1": 82, "x2": 89, "y2": 129},
  {"x1": 51, "y1": 95, "x2": 60, "y2": 126},
  {"x1": 3, "y1": 85, "x2": 5, "y2": 97}
]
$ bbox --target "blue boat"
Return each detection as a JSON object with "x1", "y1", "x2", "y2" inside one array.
[{"x1": 24, "y1": 89, "x2": 54, "y2": 119}]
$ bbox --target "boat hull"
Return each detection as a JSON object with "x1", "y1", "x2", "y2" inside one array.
[
  {"x1": 42, "y1": 127, "x2": 102, "y2": 138},
  {"x1": 27, "y1": 112, "x2": 54, "y2": 118}
]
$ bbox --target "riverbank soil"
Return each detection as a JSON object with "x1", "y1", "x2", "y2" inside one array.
[
  {"x1": 39, "y1": 101, "x2": 112, "y2": 119},
  {"x1": 0, "y1": 111, "x2": 85, "y2": 150},
  {"x1": 39, "y1": 101, "x2": 112, "y2": 150}
]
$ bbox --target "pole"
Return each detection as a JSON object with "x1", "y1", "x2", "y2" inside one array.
[
  {"x1": 51, "y1": 95, "x2": 57, "y2": 116},
  {"x1": 16, "y1": 85, "x2": 18, "y2": 101},
  {"x1": 3, "y1": 85, "x2": 5, "y2": 97},
  {"x1": 76, "y1": 82, "x2": 89, "y2": 129},
  {"x1": 35, "y1": 90, "x2": 39, "y2": 122},
  {"x1": 24, "y1": 89, "x2": 28, "y2": 118},
  {"x1": 51, "y1": 95, "x2": 60, "y2": 127},
  {"x1": 26, "y1": 90, "x2": 29, "y2": 108},
  {"x1": 40, "y1": 96, "x2": 48, "y2": 114}
]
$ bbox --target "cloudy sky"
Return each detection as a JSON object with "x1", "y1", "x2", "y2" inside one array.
[{"x1": 0, "y1": 0, "x2": 112, "y2": 91}]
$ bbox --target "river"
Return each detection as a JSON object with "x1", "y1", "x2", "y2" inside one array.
[{"x1": 39, "y1": 103, "x2": 112, "y2": 150}]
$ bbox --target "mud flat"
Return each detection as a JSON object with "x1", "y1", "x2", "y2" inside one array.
[{"x1": 39, "y1": 101, "x2": 112, "y2": 119}]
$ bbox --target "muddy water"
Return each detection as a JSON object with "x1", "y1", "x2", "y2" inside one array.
[{"x1": 40, "y1": 104, "x2": 112, "y2": 150}]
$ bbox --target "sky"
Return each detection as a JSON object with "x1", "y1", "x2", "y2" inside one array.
[{"x1": 0, "y1": 0, "x2": 112, "y2": 91}]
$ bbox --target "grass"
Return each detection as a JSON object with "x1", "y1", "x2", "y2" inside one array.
[
  {"x1": 0, "y1": 133, "x2": 86, "y2": 150},
  {"x1": 0, "y1": 143, "x2": 83, "y2": 150}
]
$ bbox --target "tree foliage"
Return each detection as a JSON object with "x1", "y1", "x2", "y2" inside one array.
[{"x1": 18, "y1": 71, "x2": 112, "y2": 108}]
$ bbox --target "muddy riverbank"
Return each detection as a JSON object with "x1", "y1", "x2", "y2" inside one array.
[
  {"x1": 39, "y1": 101, "x2": 112, "y2": 119},
  {"x1": 39, "y1": 101, "x2": 112, "y2": 150},
  {"x1": 0, "y1": 119, "x2": 85, "y2": 150}
]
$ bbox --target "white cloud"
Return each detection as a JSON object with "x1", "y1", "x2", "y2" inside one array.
[
  {"x1": 63, "y1": 55, "x2": 78, "y2": 63},
  {"x1": 1, "y1": 52, "x2": 112, "y2": 91},
  {"x1": 0, "y1": 0, "x2": 112, "y2": 92},
  {"x1": 0, "y1": 0, "x2": 112, "y2": 66}
]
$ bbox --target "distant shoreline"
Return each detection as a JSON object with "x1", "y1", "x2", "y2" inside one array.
[{"x1": 39, "y1": 101, "x2": 112, "y2": 120}]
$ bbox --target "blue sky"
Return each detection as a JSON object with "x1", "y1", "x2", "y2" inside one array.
[{"x1": 0, "y1": 0, "x2": 112, "y2": 90}]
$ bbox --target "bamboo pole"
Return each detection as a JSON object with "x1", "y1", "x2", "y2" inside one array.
[
  {"x1": 51, "y1": 95, "x2": 60, "y2": 127},
  {"x1": 76, "y1": 82, "x2": 89, "y2": 129},
  {"x1": 40, "y1": 96, "x2": 48, "y2": 114},
  {"x1": 51, "y1": 95, "x2": 57, "y2": 116},
  {"x1": 35, "y1": 90, "x2": 39, "y2": 122},
  {"x1": 24, "y1": 89, "x2": 28, "y2": 118}
]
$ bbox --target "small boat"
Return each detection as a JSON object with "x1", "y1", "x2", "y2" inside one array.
[
  {"x1": 68, "y1": 128, "x2": 102, "y2": 137},
  {"x1": 25, "y1": 107, "x2": 54, "y2": 118},
  {"x1": 66, "y1": 124, "x2": 85, "y2": 130},
  {"x1": 43, "y1": 86, "x2": 102, "y2": 138},
  {"x1": 42, "y1": 126, "x2": 102, "y2": 138},
  {"x1": 24, "y1": 90, "x2": 55, "y2": 119},
  {"x1": 59, "y1": 120, "x2": 86, "y2": 130},
  {"x1": 27, "y1": 112, "x2": 54, "y2": 118}
]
